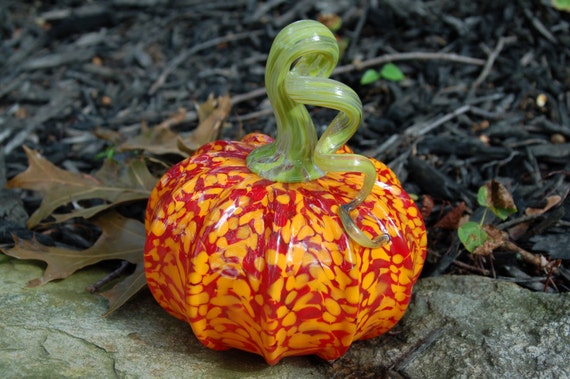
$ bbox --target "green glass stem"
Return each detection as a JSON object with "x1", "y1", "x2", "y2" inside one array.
[{"x1": 247, "y1": 20, "x2": 389, "y2": 248}]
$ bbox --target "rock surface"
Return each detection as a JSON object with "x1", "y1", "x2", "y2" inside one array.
[
  {"x1": 325, "y1": 275, "x2": 570, "y2": 379},
  {"x1": 1, "y1": 258, "x2": 568, "y2": 378}
]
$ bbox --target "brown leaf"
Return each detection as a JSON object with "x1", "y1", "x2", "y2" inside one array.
[
  {"x1": 472, "y1": 224, "x2": 506, "y2": 256},
  {"x1": 490, "y1": 180, "x2": 516, "y2": 210},
  {"x1": 119, "y1": 117, "x2": 185, "y2": 156},
  {"x1": 419, "y1": 194, "x2": 434, "y2": 219},
  {"x1": 434, "y1": 202, "x2": 466, "y2": 229},
  {"x1": 525, "y1": 195, "x2": 562, "y2": 216},
  {"x1": 120, "y1": 93, "x2": 232, "y2": 156},
  {"x1": 2, "y1": 211, "x2": 145, "y2": 286},
  {"x1": 178, "y1": 93, "x2": 232, "y2": 153},
  {"x1": 93, "y1": 126, "x2": 125, "y2": 145},
  {"x1": 7, "y1": 150, "x2": 156, "y2": 227},
  {"x1": 8, "y1": 146, "x2": 94, "y2": 194}
]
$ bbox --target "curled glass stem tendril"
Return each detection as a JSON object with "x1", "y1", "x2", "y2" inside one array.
[{"x1": 247, "y1": 20, "x2": 390, "y2": 249}]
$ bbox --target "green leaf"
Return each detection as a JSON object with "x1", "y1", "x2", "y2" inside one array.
[
  {"x1": 552, "y1": 0, "x2": 570, "y2": 12},
  {"x1": 458, "y1": 221, "x2": 488, "y2": 252},
  {"x1": 95, "y1": 146, "x2": 116, "y2": 161},
  {"x1": 380, "y1": 63, "x2": 405, "y2": 81},
  {"x1": 477, "y1": 186, "x2": 489, "y2": 208},
  {"x1": 477, "y1": 180, "x2": 517, "y2": 221},
  {"x1": 494, "y1": 207, "x2": 516, "y2": 221},
  {"x1": 360, "y1": 69, "x2": 381, "y2": 85}
]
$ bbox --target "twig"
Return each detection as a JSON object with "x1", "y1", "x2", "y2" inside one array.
[
  {"x1": 452, "y1": 259, "x2": 491, "y2": 276},
  {"x1": 148, "y1": 30, "x2": 263, "y2": 95},
  {"x1": 503, "y1": 241, "x2": 542, "y2": 267},
  {"x1": 345, "y1": 0, "x2": 370, "y2": 60},
  {"x1": 402, "y1": 102, "x2": 508, "y2": 138},
  {"x1": 469, "y1": 36, "x2": 517, "y2": 96},
  {"x1": 523, "y1": 7, "x2": 558, "y2": 44},
  {"x1": 23, "y1": 49, "x2": 95, "y2": 71},
  {"x1": 4, "y1": 91, "x2": 75, "y2": 154},
  {"x1": 273, "y1": 0, "x2": 318, "y2": 27},
  {"x1": 249, "y1": 0, "x2": 287, "y2": 22},
  {"x1": 230, "y1": 87, "x2": 266, "y2": 105},
  {"x1": 0, "y1": 73, "x2": 27, "y2": 99},
  {"x1": 497, "y1": 213, "x2": 544, "y2": 230},
  {"x1": 231, "y1": 108, "x2": 273, "y2": 122},
  {"x1": 333, "y1": 51, "x2": 485, "y2": 75},
  {"x1": 404, "y1": 104, "x2": 471, "y2": 137},
  {"x1": 230, "y1": 51, "x2": 486, "y2": 106},
  {"x1": 363, "y1": 134, "x2": 401, "y2": 158},
  {"x1": 86, "y1": 260, "x2": 131, "y2": 293}
]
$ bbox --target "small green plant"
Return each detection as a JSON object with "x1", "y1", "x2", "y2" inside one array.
[
  {"x1": 360, "y1": 63, "x2": 405, "y2": 85},
  {"x1": 552, "y1": 0, "x2": 570, "y2": 12},
  {"x1": 458, "y1": 180, "x2": 517, "y2": 253},
  {"x1": 458, "y1": 220, "x2": 488, "y2": 253},
  {"x1": 94, "y1": 145, "x2": 116, "y2": 161}
]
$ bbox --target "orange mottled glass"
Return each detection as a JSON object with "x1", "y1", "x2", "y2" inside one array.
[{"x1": 144, "y1": 133, "x2": 426, "y2": 365}]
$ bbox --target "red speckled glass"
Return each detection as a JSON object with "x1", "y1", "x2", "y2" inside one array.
[{"x1": 144, "y1": 20, "x2": 426, "y2": 365}]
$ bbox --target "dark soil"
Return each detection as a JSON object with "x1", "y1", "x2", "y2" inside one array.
[{"x1": 1, "y1": 1, "x2": 569, "y2": 294}]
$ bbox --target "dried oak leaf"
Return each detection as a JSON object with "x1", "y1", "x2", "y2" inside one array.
[
  {"x1": 2, "y1": 210, "x2": 146, "y2": 311},
  {"x1": 119, "y1": 116, "x2": 185, "y2": 156},
  {"x1": 119, "y1": 93, "x2": 231, "y2": 156},
  {"x1": 4, "y1": 95, "x2": 231, "y2": 312},
  {"x1": 178, "y1": 93, "x2": 232, "y2": 154},
  {"x1": 6, "y1": 149, "x2": 156, "y2": 227},
  {"x1": 3, "y1": 210, "x2": 144, "y2": 285}
]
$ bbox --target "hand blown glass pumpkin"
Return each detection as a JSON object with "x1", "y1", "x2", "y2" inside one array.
[{"x1": 144, "y1": 20, "x2": 427, "y2": 365}]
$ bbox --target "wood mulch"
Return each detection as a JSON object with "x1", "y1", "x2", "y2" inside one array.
[{"x1": 1, "y1": 1, "x2": 569, "y2": 292}]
